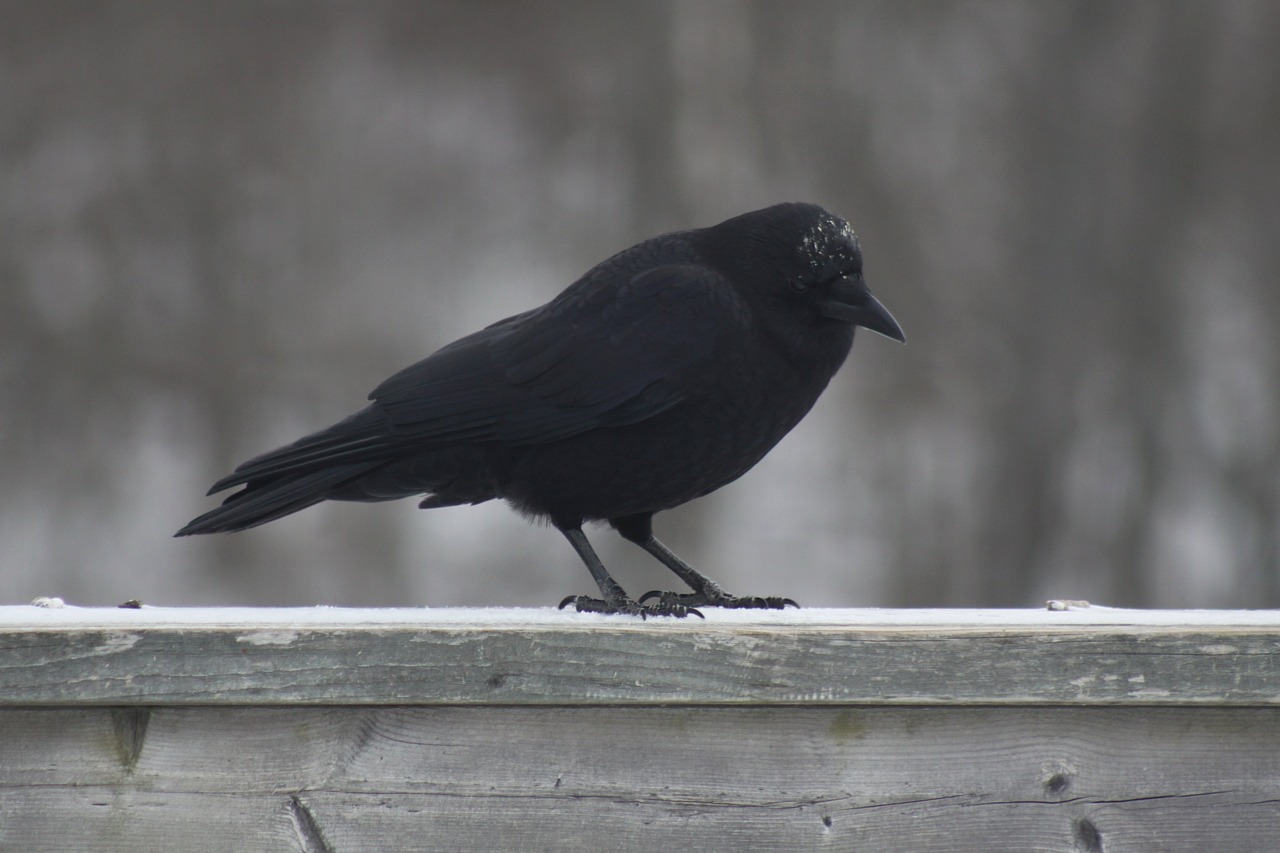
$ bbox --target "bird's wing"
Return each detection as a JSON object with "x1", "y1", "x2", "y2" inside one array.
[{"x1": 370, "y1": 264, "x2": 748, "y2": 446}]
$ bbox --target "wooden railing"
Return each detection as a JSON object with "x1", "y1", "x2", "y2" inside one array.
[{"x1": 2, "y1": 604, "x2": 1277, "y2": 851}]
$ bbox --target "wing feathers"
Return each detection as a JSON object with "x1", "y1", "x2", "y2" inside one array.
[
  {"x1": 202, "y1": 264, "x2": 743, "y2": 505},
  {"x1": 369, "y1": 265, "x2": 741, "y2": 447}
]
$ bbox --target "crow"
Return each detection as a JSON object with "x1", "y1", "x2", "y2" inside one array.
[{"x1": 177, "y1": 202, "x2": 904, "y2": 616}]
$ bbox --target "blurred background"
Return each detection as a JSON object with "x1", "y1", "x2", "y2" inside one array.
[{"x1": 3, "y1": 1, "x2": 1278, "y2": 609}]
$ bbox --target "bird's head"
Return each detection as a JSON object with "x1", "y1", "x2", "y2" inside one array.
[{"x1": 704, "y1": 202, "x2": 905, "y2": 344}]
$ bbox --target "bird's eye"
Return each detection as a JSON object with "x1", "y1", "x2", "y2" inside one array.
[{"x1": 788, "y1": 279, "x2": 810, "y2": 294}]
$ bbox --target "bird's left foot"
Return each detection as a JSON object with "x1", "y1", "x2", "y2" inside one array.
[
  {"x1": 638, "y1": 590, "x2": 798, "y2": 610},
  {"x1": 558, "y1": 594, "x2": 703, "y2": 619}
]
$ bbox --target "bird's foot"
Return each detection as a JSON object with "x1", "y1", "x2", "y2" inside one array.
[
  {"x1": 558, "y1": 594, "x2": 703, "y2": 619},
  {"x1": 638, "y1": 589, "x2": 799, "y2": 610}
]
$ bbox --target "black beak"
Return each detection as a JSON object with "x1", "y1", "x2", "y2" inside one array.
[
  {"x1": 853, "y1": 292, "x2": 906, "y2": 343},
  {"x1": 819, "y1": 279, "x2": 906, "y2": 343}
]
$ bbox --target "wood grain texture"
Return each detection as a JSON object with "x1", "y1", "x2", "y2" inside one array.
[
  {"x1": 1, "y1": 706, "x2": 1278, "y2": 852},
  {"x1": 1, "y1": 606, "x2": 1278, "y2": 706}
]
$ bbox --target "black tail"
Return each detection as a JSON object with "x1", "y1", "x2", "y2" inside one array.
[
  {"x1": 175, "y1": 463, "x2": 385, "y2": 535},
  {"x1": 176, "y1": 406, "x2": 404, "y2": 536}
]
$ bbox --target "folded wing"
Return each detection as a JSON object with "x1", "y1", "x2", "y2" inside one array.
[{"x1": 200, "y1": 264, "x2": 747, "y2": 498}]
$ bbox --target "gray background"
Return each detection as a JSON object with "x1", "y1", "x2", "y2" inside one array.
[{"x1": 3, "y1": 1, "x2": 1278, "y2": 609}]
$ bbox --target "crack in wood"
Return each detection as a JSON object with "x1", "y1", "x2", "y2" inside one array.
[
  {"x1": 841, "y1": 794, "x2": 967, "y2": 811},
  {"x1": 273, "y1": 788, "x2": 989, "y2": 817},
  {"x1": 287, "y1": 795, "x2": 334, "y2": 853},
  {"x1": 934, "y1": 790, "x2": 1238, "y2": 808},
  {"x1": 109, "y1": 708, "x2": 150, "y2": 770},
  {"x1": 321, "y1": 788, "x2": 856, "y2": 810},
  {"x1": 1085, "y1": 790, "x2": 1235, "y2": 805}
]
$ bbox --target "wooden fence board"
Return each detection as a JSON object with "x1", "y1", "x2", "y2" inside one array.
[
  {"x1": 2, "y1": 605, "x2": 1279, "y2": 706},
  {"x1": 1, "y1": 706, "x2": 1278, "y2": 851},
  {"x1": 2, "y1": 605, "x2": 1279, "y2": 851}
]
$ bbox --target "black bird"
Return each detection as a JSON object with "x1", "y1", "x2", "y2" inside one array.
[{"x1": 177, "y1": 203, "x2": 904, "y2": 616}]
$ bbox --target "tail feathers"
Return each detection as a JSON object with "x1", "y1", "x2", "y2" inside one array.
[
  {"x1": 206, "y1": 407, "x2": 395, "y2": 495},
  {"x1": 175, "y1": 462, "x2": 378, "y2": 536}
]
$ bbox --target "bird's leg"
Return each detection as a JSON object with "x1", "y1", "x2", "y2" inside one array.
[
  {"x1": 635, "y1": 535, "x2": 798, "y2": 610},
  {"x1": 610, "y1": 514, "x2": 797, "y2": 610},
  {"x1": 555, "y1": 525, "x2": 699, "y2": 618}
]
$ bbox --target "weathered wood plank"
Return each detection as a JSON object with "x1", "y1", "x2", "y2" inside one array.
[
  {"x1": 5, "y1": 789, "x2": 1277, "y2": 853},
  {"x1": 1, "y1": 706, "x2": 1278, "y2": 852},
  {"x1": 2, "y1": 605, "x2": 1279, "y2": 706},
  {"x1": 3, "y1": 608, "x2": 1279, "y2": 850}
]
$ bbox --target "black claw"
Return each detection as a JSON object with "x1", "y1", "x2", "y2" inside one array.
[
  {"x1": 557, "y1": 594, "x2": 700, "y2": 618},
  {"x1": 659, "y1": 603, "x2": 704, "y2": 619},
  {"x1": 639, "y1": 589, "x2": 798, "y2": 610},
  {"x1": 720, "y1": 595, "x2": 796, "y2": 610}
]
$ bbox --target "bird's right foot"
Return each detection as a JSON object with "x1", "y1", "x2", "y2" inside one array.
[
  {"x1": 638, "y1": 589, "x2": 798, "y2": 610},
  {"x1": 558, "y1": 594, "x2": 703, "y2": 619}
]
